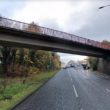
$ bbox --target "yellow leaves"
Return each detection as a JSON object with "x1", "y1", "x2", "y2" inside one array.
[{"x1": 26, "y1": 22, "x2": 42, "y2": 33}]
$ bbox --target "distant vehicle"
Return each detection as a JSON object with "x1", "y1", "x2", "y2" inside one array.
[
  {"x1": 70, "y1": 64, "x2": 76, "y2": 68},
  {"x1": 63, "y1": 63, "x2": 77, "y2": 69},
  {"x1": 66, "y1": 65, "x2": 71, "y2": 68},
  {"x1": 63, "y1": 65, "x2": 71, "y2": 69},
  {"x1": 82, "y1": 63, "x2": 90, "y2": 70},
  {"x1": 63, "y1": 66, "x2": 67, "y2": 69},
  {"x1": 63, "y1": 65, "x2": 69, "y2": 69}
]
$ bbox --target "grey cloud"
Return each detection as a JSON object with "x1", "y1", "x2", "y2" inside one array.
[
  {"x1": 62, "y1": 1, "x2": 110, "y2": 41},
  {"x1": 0, "y1": 1, "x2": 25, "y2": 18},
  {"x1": 39, "y1": 18, "x2": 61, "y2": 30}
]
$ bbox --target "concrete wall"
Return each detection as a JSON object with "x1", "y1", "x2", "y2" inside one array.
[{"x1": 98, "y1": 58, "x2": 110, "y2": 75}]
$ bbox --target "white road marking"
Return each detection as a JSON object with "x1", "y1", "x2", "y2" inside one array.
[
  {"x1": 80, "y1": 108, "x2": 83, "y2": 110},
  {"x1": 106, "y1": 89, "x2": 110, "y2": 92},
  {"x1": 73, "y1": 85, "x2": 79, "y2": 98}
]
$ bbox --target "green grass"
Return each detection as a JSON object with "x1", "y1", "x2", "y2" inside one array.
[{"x1": 0, "y1": 70, "x2": 58, "y2": 110}]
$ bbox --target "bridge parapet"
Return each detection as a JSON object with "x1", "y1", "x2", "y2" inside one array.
[{"x1": 0, "y1": 17, "x2": 110, "y2": 50}]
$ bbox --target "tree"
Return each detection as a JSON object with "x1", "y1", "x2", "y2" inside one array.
[
  {"x1": 18, "y1": 48, "x2": 25, "y2": 66},
  {"x1": 88, "y1": 57, "x2": 99, "y2": 71},
  {"x1": 51, "y1": 52, "x2": 61, "y2": 70},
  {"x1": 28, "y1": 49, "x2": 36, "y2": 66},
  {"x1": 0, "y1": 46, "x2": 17, "y2": 75},
  {"x1": 26, "y1": 22, "x2": 42, "y2": 33}
]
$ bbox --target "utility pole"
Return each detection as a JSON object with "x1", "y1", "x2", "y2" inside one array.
[{"x1": 99, "y1": 5, "x2": 110, "y2": 9}]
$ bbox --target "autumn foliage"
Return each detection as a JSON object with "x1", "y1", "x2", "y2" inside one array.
[{"x1": 0, "y1": 22, "x2": 61, "y2": 77}]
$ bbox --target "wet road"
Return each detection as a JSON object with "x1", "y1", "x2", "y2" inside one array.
[{"x1": 13, "y1": 67, "x2": 110, "y2": 110}]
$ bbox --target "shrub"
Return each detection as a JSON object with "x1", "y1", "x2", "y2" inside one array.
[{"x1": 28, "y1": 67, "x2": 39, "y2": 76}]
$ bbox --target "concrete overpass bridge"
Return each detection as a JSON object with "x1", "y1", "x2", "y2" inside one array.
[{"x1": 0, "y1": 17, "x2": 110, "y2": 74}]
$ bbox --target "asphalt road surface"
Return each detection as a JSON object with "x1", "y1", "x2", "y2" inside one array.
[{"x1": 13, "y1": 67, "x2": 110, "y2": 110}]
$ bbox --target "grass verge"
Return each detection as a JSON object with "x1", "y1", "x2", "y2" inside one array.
[{"x1": 0, "y1": 70, "x2": 58, "y2": 110}]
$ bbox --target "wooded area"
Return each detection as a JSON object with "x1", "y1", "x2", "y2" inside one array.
[{"x1": 0, "y1": 47, "x2": 61, "y2": 77}]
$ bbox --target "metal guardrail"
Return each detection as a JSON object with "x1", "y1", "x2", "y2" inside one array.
[{"x1": 0, "y1": 17, "x2": 110, "y2": 50}]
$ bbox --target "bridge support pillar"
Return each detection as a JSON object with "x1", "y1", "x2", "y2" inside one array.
[{"x1": 98, "y1": 57, "x2": 110, "y2": 75}]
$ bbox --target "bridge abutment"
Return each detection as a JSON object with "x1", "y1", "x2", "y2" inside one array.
[{"x1": 98, "y1": 57, "x2": 110, "y2": 75}]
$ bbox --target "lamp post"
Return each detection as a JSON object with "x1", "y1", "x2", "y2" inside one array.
[{"x1": 99, "y1": 5, "x2": 110, "y2": 9}]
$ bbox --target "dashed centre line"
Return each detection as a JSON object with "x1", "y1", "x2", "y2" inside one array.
[
  {"x1": 68, "y1": 70, "x2": 79, "y2": 99},
  {"x1": 73, "y1": 85, "x2": 79, "y2": 98}
]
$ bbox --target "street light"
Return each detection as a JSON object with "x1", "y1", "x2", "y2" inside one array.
[{"x1": 99, "y1": 5, "x2": 110, "y2": 9}]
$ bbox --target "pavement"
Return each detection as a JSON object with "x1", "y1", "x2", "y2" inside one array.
[{"x1": 12, "y1": 67, "x2": 110, "y2": 110}]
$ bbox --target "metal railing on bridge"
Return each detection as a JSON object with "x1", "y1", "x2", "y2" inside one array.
[{"x1": 0, "y1": 17, "x2": 110, "y2": 50}]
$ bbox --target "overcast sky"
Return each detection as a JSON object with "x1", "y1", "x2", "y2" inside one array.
[{"x1": 0, "y1": 0, "x2": 110, "y2": 64}]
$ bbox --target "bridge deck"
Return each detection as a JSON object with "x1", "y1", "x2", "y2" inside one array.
[{"x1": 0, "y1": 17, "x2": 110, "y2": 51}]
